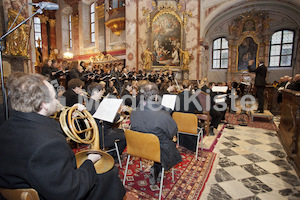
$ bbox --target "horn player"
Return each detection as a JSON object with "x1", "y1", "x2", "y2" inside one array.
[{"x1": 0, "y1": 73, "x2": 126, "y2": 199}]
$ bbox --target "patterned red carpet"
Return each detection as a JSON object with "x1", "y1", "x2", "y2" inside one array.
[
  {"x1": 226, "y1": 113, "x2": 278, "y2": 131},
  {"x1": 118, "y1": 146, "x2": 216, "y2": 200}
]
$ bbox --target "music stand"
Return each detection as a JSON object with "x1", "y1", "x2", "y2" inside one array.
[{"x1": 237, "y1": 74, "x2": 252, "y2": 126}]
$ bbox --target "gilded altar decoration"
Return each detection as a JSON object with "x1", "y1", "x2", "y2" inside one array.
[
  {"x1": 141, "y1": 48, "x2": 153, "y2": 70},
  {"x1": 228, "y1": 10, "x2": 270, "y2": 72},
  {"x1": 5, "y1": 8, "x2": 29, "y2": 56},
  {"x1": 178, "y1": 48, "x2": 191, "y2": 70},
  {"x1": 89, "y1": 52, "x2": 118, "y2": 63}
]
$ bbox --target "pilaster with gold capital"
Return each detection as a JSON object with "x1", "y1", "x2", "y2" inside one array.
[
  {"x1": 49, "y1": 19, "x2": 56, "y2": 49},
  {"x1": 49, "y1": 19, "x2": 56, "y2": 27},
  {"x1": 39, "y1": 15, "x2": 49, "y2": 24}
]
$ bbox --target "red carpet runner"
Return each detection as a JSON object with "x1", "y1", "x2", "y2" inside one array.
[{"x1": 118, "y1": 146, "x2": 216, "y2": 199}]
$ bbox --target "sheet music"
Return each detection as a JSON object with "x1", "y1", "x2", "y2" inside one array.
[
  {"x1": 214, "y1": 94, "x2": 227, "y2": 104},
  {"x1": 161, "y1": 94, "x2": 177, "y2": 110},
  {"x1": 92, "y1": 98, "x2": 123, "y2": 123},
  {"x1": 211, "y1": 86, "x2": 228, "y2": 93}
]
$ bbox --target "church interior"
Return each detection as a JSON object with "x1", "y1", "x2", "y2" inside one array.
[{"x1": 1, "y1": 0, "x2": 300, "y2": 199}]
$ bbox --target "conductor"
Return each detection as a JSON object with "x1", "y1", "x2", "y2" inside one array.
[{"x1": 248, "y1": 59, "x2": 267, "y2": 113}]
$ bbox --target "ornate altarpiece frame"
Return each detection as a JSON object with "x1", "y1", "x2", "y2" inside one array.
[
  {"x1": 227, "y1": 10, "x2": 270, "y2": 80},
  {"x1": 143, "y1": 2, "x2": 191, "y2": 71}
]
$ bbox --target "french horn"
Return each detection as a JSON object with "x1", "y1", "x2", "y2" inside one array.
[{"x1": 59, "y1": 105, "x2": 114, "y2": 174}]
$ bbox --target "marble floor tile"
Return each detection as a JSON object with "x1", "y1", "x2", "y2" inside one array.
[
  {"x1": 232, "y1": 140, "x2": 255, "y2": 148},
  {"x1": 230, "y1": 146, "x2": 252, "y2": 155},
  {"x1": 207, "y1": 184, "x2": 232, "y2": 200},
  {"x1": 218, "y1": 157, "x2": 237, "y2": 168},
  {"x1": 256, "y1": 191, "x2": 289, "y2": 200},
  {"x1": 267, "y1": 143, "x2": 283, "y2": 150},
  {"x1": 273, "y1": 171, "x2": 300, "y2": 187},
  {"x1": 241, "y1": 164, "x2": 269, "y2": 176},
  {"x1": 215, "y1": 168, "x2": 235, "y2": 182},
  {"x1": 224, "y1": 166, "x2": 253, "y2": 180},
  {"x1": 246, "y1": 148, "x2": 279, "y2": 161},
  {"x1": 268, "y1": 150, "x2": 286, "y2": 159},
  {"x1": 219, "y1": 149, "x2": 239, "y2": 157},
  {"x1": 255, "y1": 144, "x2": 277, "y2": 151},
  {"x1": 241, "y1": 177, "x2": 272, "y2": 194},
  {"x1": 256, "y1": 174, "x2": 292, "y2": 191},
  {"x1": 278, "y1": 188, "x2": 300, "y2": 198},
  {"x1": 245, "y1": 139, "x2": 262, "y2": 145},
  {"x1": 271, "y1": 160, "x2": 293, "y2": 171},
  {"x1": 218, "y1": 180, "x2": 254, "y2": 199},
  {"x1": 256, "y1": 161, "x2": 285, "y2": 173},
  {"x1": 262, "y1": 131, "x2": 277, "y2": 137},
  {"x1": 228, "y1": 155, "x2": 253, "y2": 165},
  {"x1": 221, "y1": 141, "x2": 239, "y2": 148},
  {"x1": 243, "y1": 154, "x2": 266, "y2": 163},
  {"x1": 224, "y1": 136, "x2": 240, "y2": 141}
]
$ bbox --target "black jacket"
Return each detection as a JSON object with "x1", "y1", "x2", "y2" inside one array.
[
  {"x1": 0, "y1": 111, "x2": 125, "y2": 200},
  {"x1": 248, "y1": 63, "x2": 267, "y2": 87},
  {"x1": 130, "y1": 101, "x2": 182, "y2": 170}
]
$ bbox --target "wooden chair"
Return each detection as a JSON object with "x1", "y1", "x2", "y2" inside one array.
[
  {"x1": 172, "y1": 112, "x2": 203, "y2": 160},
  {"x1": 0, "y1": 188, "x2": 39, "y2": 200},
  {"x1": 123, "y1": 129, "x2": 174, "y2": 200},
  {"x1": 196, "y1": 91, "x2": 212, "y2": 135}
]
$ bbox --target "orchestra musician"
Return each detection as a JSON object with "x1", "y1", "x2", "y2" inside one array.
[
  {"x1": 87, "y1": 82, "x2": 127, "y2": 159},
  {"x1": 130, "y1": 83, "x2": 182, "y2": 185},
  {"x1": 0, "y1": 73, "x2": 126, "y2": 200}
]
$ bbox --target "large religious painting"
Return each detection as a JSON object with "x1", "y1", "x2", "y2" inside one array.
[
  {"x1": 151, "y1": 12, "x2": 182, "y2": 67},
  {"x1": 237, "y1": 37, "x2": 258, "y2": 71}
]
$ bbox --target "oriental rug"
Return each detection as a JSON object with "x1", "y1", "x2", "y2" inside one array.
[
  {"x1": 226, "y1": 113, "x2": 277, "y2": 131},
  {"x1": 117, "y1": 146, "x2": 216, "y2": 200}
]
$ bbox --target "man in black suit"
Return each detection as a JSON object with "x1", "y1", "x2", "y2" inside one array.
[
  {"x1": 0, "y1": 73, "x2": 125, "y2": 200},
  {"x1": 248, "y1": 59, "x2": 267, "y2": 113}
]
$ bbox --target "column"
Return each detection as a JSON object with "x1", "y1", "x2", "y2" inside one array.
[
  {"x1": 49, "y1": 19, "x2": 56, "y2": 50},
  {"x1": 39, "y1": 15, "x2": 49, "y2": 61}
]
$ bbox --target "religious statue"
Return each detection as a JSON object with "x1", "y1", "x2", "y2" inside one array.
[
  {"x1": 179, "y1": 48, "x2": 191, "y2": 70},
  {"x1": 141, "y1": 47, "x2": 153, "y2": 70}
]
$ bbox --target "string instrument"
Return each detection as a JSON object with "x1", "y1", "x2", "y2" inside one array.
[{"x1": 57, "y1": 103, "x2": 114, "y2": 174}]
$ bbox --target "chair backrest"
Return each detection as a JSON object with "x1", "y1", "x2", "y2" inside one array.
[
  {"x1": 197, "y1": 91, "x2": 210, "y2": 112},
  {"x1": 124, "y1": 129, "x2": 161, "y2": 163},
  {"x1": 172, "y1": 112, "x2": 198, "y2": 134},
  {"x1": 0, "y1": 188, "x2": 39, "y2": 200}
]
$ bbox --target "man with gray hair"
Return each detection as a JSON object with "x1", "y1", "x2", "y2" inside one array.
[
  {"x1": 0, "y1": 73, "x2": 125, "y2": 199},
  {"x1": 130, "y1": 83, "x2": 182, "y2": 185}
]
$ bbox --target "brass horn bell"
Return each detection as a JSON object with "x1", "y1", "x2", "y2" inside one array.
[{"x1": 59, "y1": 106, "x2": 114, "y2": 174}]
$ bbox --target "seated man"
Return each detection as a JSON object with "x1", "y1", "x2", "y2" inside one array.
[
  {"x1": 0, "y1": 73, "x2": 125, "y2": 200},
  {"x1": 130, "y1": 83, "x2": 182, "y2": 185},
  {"x1": 62, "y1": 78, "x2": 85, "y2": 107},
  {"x1": 175, "y1": 80, "x2": 203, "y2": 151},
  {"x1": 86, "y1": 82, "x2": 127, "y2": 159}
]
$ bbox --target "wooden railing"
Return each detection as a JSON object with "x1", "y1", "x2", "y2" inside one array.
[{"x1": 277, "y1": 89, "x2": 300, "y2": 177}]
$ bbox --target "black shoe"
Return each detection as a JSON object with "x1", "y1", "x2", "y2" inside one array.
[
  {"x1": 209, "y1": 126, "x2": 215, "y2": 136},
  {"x1": 254, "y1": 110, "x2": 264, "y2": 113},
  {"x1": 157, "y1": 172, "x2": 162, "y2": 183},
  {"x1": 149, "y1": 167, "x2": 156, "y2": 185}
]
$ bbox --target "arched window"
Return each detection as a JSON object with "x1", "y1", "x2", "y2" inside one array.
[
  {"x1": 33, "y1": 17, "x2": 42, "y2": 47},
  {"x1": 269, "y1": 30, "x2": 294, "y2": 67},
  {"x1": 212, "y1": 37, "x2": 228, "y2": 69},
  {"x1": 90, "y1": 2, "x2": 95, "y2": 43},
  {"x1": 68, "y1": 14, "x2": 72, "y2": 48}
]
